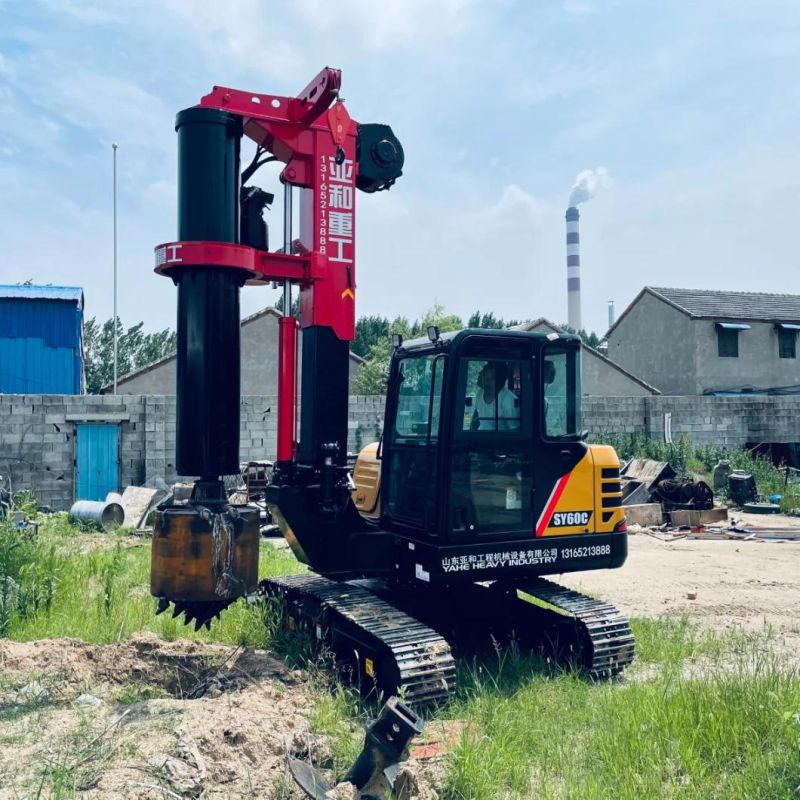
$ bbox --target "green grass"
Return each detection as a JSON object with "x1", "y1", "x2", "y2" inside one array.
[
  {"x1": 0, "y1": 514, "x2": 301, "y2": 646},
  {"x1": 2, "y1": 515, "x2": 799, "y2": 799},
  {"x1": 111, "y1": 684, "x2": 168, "y2": 704},
  {"x1": 303, "y1": 624, "x2": 800, "y2": 799}
]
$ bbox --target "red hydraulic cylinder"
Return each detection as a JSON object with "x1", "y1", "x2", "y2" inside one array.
[{"x1": 277, "y1": 314, "x2": 298, "y2": 463}]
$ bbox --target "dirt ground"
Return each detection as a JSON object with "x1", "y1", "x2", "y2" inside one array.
[
  {"x1": 0, "y1": 634, "x2": 316, "y2": 798},
  {"x1": 0, "y1": 633, "x2": 442, "y2": 799},
  {"x1": 561, "y1": 527, "x2": 800, "y2": 647}
]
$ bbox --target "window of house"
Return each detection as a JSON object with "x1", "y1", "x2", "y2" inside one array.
[
  {"x1": 779, "y1": 328, "x2": 797, "y2": 359},
  {"x1": 717, "y1": 328, "x2": 738, "y2": 357},
  {"x1": 716, "y1": 323, "x2": 750, "y2": 357}
]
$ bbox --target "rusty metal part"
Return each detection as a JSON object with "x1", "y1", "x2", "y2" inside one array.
[{"x1": 151, "y1": 504, "x2": 260, "y2": 627}]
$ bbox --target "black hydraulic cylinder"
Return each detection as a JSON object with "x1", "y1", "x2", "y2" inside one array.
[{"x1": 174, "y1": 107, "x2": 243, "y2": 478}]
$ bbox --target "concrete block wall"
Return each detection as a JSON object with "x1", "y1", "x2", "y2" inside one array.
[
  {"x1": 0, "y1": 395, "x2": 145, "y2": 510},
  {"x1": 584, "y1": 395, "x2": 800, "y2": 449},
  {"x1": 348, "y1": 396, "x2": 386, "y2": 454},
  {"x1": 3, "y1": 393, "x2": 800, "y2": 511},
  {"x1": 583, "y1": 396, "x2": 647, "y2": 435}
]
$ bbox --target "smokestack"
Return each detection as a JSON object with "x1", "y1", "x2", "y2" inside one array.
[
  {"x1": 566, "y1": 206, "x2": 581, "y2": 330},
  {"x1": 608, "y1": 300, "x2": 615, "y2": 329}
]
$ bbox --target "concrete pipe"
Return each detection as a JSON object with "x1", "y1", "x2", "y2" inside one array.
[{"x1": 69, "y1": 500, "x2": 125, "y2": 531}]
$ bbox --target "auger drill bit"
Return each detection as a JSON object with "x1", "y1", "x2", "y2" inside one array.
[{"x1": 155, "y1": 597, "x2": 236, "y2": 632}]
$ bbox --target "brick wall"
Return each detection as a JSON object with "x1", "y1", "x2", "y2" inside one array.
[{"x1": 1, "y1": 393, "x2": 798, "y2": 510}]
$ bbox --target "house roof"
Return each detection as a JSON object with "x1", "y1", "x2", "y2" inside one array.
[
  {"x1": 607, "y1": 286, "x2": 800, "y2": 338},
  {"x1": 0, "y1": 284, "x2": 84, "y2": 307},
  {"x1": 650, "y1": 287, "x2": 800, "y2": 321},
  {"x1": 105, "y1": 306, "x2": 364, "y2": 391},
  {"x1": 512, "y1": 317, "x2": 661, "y2": 395}
]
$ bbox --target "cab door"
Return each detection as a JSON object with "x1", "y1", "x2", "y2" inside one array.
[
  {"x1": 446, "y1": 337, "x2": 535, "y2": 543},
  {"x1": 533, "y1": 339, "x2": 589, "y2": 536},
  {"x1": 382, "y1": 353, "x2": 445, "y2": 535}
]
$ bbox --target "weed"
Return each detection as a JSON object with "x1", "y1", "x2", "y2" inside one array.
[
  {"x1": 112, "y1": 684, "x2": 167, "y2": 704},
  {"x1": 36, "y1": 713, "x2": 127, "y2": 796},
  {"x1": 268, "y1": 772, "x2": 299, "y2": 800},
  {"x1": 593, "y1": 433, "x2": 800, "y2": 510},
  {"x1": 1, "y1": 515, "x2": 301, "y2": 646},
  {"x1": 440, "y1": 632, "x2": 800, "y2": 800},
  {"x1": 591, "y1": 432, "x2": 694, "y2": 473},
  {"x1": 308, "y1": 681, "x2": 364, "y2": 779}
]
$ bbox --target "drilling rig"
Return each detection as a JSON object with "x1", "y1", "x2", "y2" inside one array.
[{"x1": 151, "y1": 67, "x2": 634, "y2": 705}]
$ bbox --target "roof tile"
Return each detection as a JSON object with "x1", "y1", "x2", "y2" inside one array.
[{"x1": 650, "y1": 287, "x2": 800, "y2": 321}]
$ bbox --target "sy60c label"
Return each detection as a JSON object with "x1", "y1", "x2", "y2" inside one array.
[{"x1": 549, "y1": 510, "x2": 593, "y2": 528}]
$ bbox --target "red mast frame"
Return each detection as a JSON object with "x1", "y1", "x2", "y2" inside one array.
[{"x1": 154, "y1": 67, "x2": 359, "y2": 463}]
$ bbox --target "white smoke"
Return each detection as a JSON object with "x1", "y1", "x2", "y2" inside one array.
[{"x1": 568, "y1": 166, "x2": 611, "y2": 206}]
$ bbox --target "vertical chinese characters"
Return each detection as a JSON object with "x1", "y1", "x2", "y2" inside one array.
[{"x1": 328, "y1": 157, "x2": 354, "y2": 264}]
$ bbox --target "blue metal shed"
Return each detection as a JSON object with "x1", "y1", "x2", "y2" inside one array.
[{"x1": 0, "y1": 285, "x2": 84, "y2": 394}]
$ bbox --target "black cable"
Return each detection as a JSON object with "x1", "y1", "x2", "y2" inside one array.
[{"x1": 241, "y1": 148, "x2": 278, "y2": 185}]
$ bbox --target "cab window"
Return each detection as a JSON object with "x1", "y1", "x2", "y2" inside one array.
[
  {"x1": 393, "y1": 355, "x2": 443, "y2": 443},
  {"x1": 460, "y1": 359, "x2": 522, "y2": 433},
  {"x1": 543, "y1": 344, "x2": 582, "y2": 437}
]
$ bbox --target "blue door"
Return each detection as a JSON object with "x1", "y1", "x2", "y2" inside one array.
[{"x1": 75, "y1": 424, "x2": 120, "y2": 500}]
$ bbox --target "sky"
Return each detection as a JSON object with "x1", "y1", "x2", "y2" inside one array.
[{"x1": 2, "y1": 0, "x2": 800, "y2": 336}]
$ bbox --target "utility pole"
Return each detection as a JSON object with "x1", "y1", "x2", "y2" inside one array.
[{"x1": 112, "y1": 143, "x2": 118, "y2": 395}]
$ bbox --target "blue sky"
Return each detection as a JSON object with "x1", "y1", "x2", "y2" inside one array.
[{"x1": 2, "y1": 0, "x2": 800, "y2": 335}]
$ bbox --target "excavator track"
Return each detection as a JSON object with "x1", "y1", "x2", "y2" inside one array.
[
  {"x1": 259, "y1": 574, "x2": 457, "y2": 707},
  {"x1": 259, "y1": 573, "x2": 633, "y2": 705},
  {"x1": 513, "y1": 577, "x2": 635, "y2": 678}
]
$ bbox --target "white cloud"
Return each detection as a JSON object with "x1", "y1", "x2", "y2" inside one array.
[
  {"x1": 37, "y1": 0, "x2": 116, "y2": 23},
  {"x1": 160, "y1": 0, "x2": 306, "y2": 78},
  {"x1": 40, "y1": 70, "x2": 172, "y2": 152},
  {"x1": 292, "y1": 0, "x2": 481, "y2": 49},
  {"x1": 562, "y1": 0, "x2": 596, "y2": 15}
]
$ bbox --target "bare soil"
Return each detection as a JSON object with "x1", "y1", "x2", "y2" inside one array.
[
  {"x1": 0, "y1": 634, "x2": 313, "y2": 798},
  {"x1": 561, "y1": 530, "x2": 800, "y2": 646}
]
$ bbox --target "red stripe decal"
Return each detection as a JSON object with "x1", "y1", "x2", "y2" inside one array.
[{"x1": 535, "y1": 473, "x2": 571, "y2": 537}]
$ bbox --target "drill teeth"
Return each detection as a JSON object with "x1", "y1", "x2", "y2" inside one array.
[{"x1": 155, "y1": 599, "x2": 238, "y2": 631}]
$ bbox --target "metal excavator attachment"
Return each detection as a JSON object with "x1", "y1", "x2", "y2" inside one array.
[
  {"x1": 154, "y1": 597, "x2": 236, "y2": 632},
  {"x1": 151, "y1": 481, "x2": 260, "y2": 631}
]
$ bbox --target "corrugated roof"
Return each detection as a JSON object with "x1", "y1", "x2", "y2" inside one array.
[
  {"x1": 0, "y1": 285, "x2": 84, "y2": 306},
  {"x1": 650, "y1": 287, "x2": 800, "y2": 321}
]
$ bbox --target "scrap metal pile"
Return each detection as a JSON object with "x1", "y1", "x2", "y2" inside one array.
[{"x1": 621, "y1": 457, "x2": 800, "y2": 542}]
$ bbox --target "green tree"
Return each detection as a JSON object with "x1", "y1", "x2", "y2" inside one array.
[
  {"x1": 272, "y1": 294, "x2": 300, "y2": 318},
  {"x1": 83, "y1": 317, "x2": 177, "y2": 394},
  {"x1": 559, "y1": 324, "x2": 602, "y2": 350},
  {"x1": 353, "y1": 305, "x2": 463, "y2": 395},
  {"x1": 353, "y1": 315, "x2": 390, "y2": 358},
  {"x1": 467, "y1": 310, "x2": 521, "y2": 329}
]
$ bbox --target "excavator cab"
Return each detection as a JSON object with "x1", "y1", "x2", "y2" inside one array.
[
  {"x1": 353, "y1": 327, "x2": 627, "y2": 583},
  {"x1": 380, "y1": 328, "x2": 583, "y2": 539}
]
